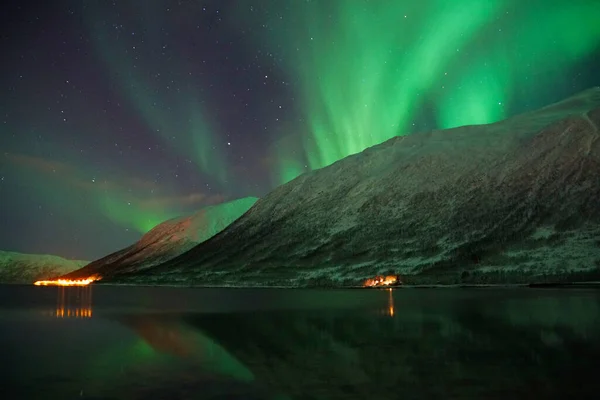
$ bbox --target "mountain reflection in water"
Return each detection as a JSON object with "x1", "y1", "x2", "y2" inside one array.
[{"x1": 1, "y1": 286, "x2": 600, "y2": 399}]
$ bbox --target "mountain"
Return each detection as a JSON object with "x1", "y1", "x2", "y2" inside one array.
[
  {"x1": 0, "y1": 251, "x2": 88, "y2": 284},
  {"x1": 109, "y1": 88, "x2": 600, "y2": 286},
  {"x1": 63, "y1": 197, "x2": 258, "y2": 280}
]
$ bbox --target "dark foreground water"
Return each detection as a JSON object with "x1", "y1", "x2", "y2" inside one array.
[{"x1": 1, "y1": 286, "x2": 599, "y2": 400}]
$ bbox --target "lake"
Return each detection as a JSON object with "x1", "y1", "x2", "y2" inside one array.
[{"x1": 1, "y1": 285, "x2": 599, "y2": 399}]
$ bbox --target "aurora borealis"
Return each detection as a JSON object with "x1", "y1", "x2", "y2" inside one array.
[
  {"x1": 242, "y1": 0, "x2": 600, "y2": 170},
  {"x1": 1, "y1": 0, "x2": 599, "y2": 260}
]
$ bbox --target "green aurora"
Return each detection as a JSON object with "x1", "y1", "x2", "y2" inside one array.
[
  {"x1": 236, "y1": 0, "x2": 600, "y2": 182},
  {"x1": 7, "y1": 151, "x2": 256, "y2": 236},
  {"x1": 4, "y1": 0, "x2": 598, "y2": 252},
  {"x1": 83, "y1": 3, "x2": 232, "y2": 187},
  {"x1": 55, "y1": 0, "x2": 600, "y2": 200},
  {"x1": 6, "y1": 152, "x2": 179, "y2": 233}
]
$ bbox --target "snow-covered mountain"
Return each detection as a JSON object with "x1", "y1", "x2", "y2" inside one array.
[
  {"x1": 110, "y1": 88, "x2": 600, "y2": 286},
  {"x1": 62, "y1": 197, "x2": 257, "y2": 280},
  {"x1": 0, "y1": 251, "x2": 88, "y2": 284}
]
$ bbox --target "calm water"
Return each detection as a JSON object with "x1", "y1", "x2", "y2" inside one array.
[{"x1": 1, "y1": 286, "x2": 599, "y2": 400}]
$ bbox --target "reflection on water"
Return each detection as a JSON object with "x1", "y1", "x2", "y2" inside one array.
[
  {"x1": 119, "y1": 315, "x2": 254, "y2": 382},
  {"x1": 375, "y1": 288, "x2": 395, "y2": 316},
  {"x1": 53, "y1": 285, "x2": 93, "y2": 318},
  {"x1": 2, "y1": 286, "x2": 600, "y2": 399}
]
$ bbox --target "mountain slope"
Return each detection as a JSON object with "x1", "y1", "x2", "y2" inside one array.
[
  {"x1": 0, "y1": 251, "x2": 88, "y2": 284},
  {"x1": 63, "y1": 197, "x2": 257, "y2": 280},
  {"x1": 112, "y1": 88, "x2": 600, "y2": 286}
]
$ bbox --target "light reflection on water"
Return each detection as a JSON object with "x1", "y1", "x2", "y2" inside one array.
[
  {"x1": 2, "y1": 286, "x2": 600, "y2": 400},
  {"x1": 53, "y1": 285, "x2": 93, "y2": 318}
]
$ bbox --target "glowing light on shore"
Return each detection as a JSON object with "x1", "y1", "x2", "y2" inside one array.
[
  {"x1": 34, "y1": 276, "x2": 100, "y2": 286},
  {"x1": 364, "y1": 275, "x2": 400, "y2": 287}
]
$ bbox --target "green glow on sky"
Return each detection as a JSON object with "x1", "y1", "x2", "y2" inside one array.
[
  {"x1": 278, "y1": 158, "x2": 305, "y2": 185},
  {"x1": 269, "y1": 133, "x2": 308, "y2": 186},
  {"x1": 188, "y1": 100, "x2": 230, "y2": 185},
  {"x1": 6, "y1": 152, "x2": 189, "y2": 234},
  {"x1": 438, "y1": 1, "x2": 600, "y2": 129},
  {"x1": 7, "y1": 151, "x2": 256, "y2": 237},
  {"x1": 436, "y1": 54, "x2": 511, "y2": 129},
  {"x1": 97, "y1": 194, "x2": 173, "y2": 234},
  {"x1": 84, "y1": 5, "x2": 230, "y2": 186},
  {"x1": 520, "y1": 2, "x2": 600, "y2": 65},
  {"x1": 252, "y1": 0, "x2": 504, "y2": 170},
  {"x1": 239, "y1": 0, "x2": 600, "y2": 173}
]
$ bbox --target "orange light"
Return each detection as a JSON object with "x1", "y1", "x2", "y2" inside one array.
[
  {"x1": 34, "y1": 276, "x2": 100, "y2": 286},
  {"x1": 364, "y1": 275, "x2": 399, "y2": 287},
  {"x1": 53, "y1": 285, "x2": 94, "y2": 318}
]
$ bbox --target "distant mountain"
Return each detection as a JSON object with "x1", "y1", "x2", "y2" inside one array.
[
  {"x1": 0, "y1": 251, "x2": 88, "y2": 284},
  {"x1": 62, "y1": 197, "x2": 258, "y2": 280},
  {"x1": 110, "y1": 88, "x2": 600, "y2": 286}
]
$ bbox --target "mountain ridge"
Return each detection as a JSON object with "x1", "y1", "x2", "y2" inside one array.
[
  {"x1": 107, "y1": 88, "x2": 600, "y2": 286},
  {"x1": 0, "y1": 250, "x2": 88, "y2": 284},
  {"x1": 62, "y1": 197, "x2": 258, "y2": 280}
]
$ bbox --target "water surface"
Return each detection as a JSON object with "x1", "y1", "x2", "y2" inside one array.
[{"x1": 1, "y1": 285, "x2": 599, "y2": 399}]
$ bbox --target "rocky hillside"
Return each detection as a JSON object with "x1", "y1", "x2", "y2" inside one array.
[
  {"x1": 0, "y1": 251, "x2": 88, "y2": 284},
  {"x1": 110, "y1": 88, "x2": 600, "y2": 286},
  {"x1": 63, "y1": 197, "x2": 257, "y2": 280}
]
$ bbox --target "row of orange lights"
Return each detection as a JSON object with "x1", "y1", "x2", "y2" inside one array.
[
  {"x1": 34, "y1": 276, "x2": 100, "y2": 286},
  {"x1": 55, "y1": 307, "x2": 93, "y2": 318}
]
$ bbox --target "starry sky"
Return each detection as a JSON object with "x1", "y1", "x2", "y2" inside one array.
[{"x1": 1, "y1": 0, "x2": 599, "y2": 260}]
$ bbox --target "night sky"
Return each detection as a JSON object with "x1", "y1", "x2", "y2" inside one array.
[{"x1": 1, "y1": 0, "x2": 599, "y2": 260}]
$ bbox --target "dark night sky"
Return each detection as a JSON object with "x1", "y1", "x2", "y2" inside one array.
[{"x1": 1, "y1": 0, "x2": 599, "y2": 260}]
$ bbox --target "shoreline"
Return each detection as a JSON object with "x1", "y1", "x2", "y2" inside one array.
[
  {"x1": 84, "y1": 281, "x2": 600, "y2": 289},
  {"x1": 2, "y1": 281, "x2": 599, "y2": 289}
]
